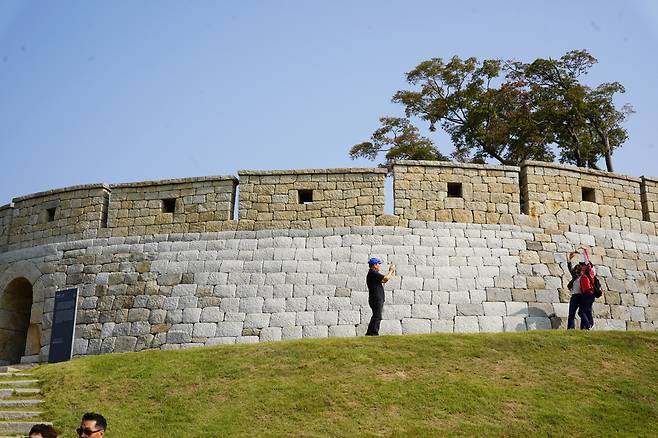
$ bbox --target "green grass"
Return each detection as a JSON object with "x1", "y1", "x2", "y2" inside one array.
[{"x1": 33, "y1": 331, "x2": 658, "y2": 437}]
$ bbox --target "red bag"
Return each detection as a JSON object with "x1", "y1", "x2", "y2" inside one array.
[
  {"x1": 580, "y1": 247, "x2": 595, "y2": 295},
  {"x1": 580, "y1": 264, "x2": 594, "y2": 294}
]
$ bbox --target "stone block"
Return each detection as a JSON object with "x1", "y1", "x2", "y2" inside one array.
[
  {"x1": 215, "y1": 321, "x2": 243, "y2": 337},
  {"x1": 483, "y1": 302, "x2": 506, "y2": 316},
  {"x1": 383, "y1": 304, "x2": 411, "y2": 320},
  {"x1": 281, "y1": 326, "x2": 303, "y2": 340},
  {"x1": 296, "y1": 311, "x2": 315, "y2": 326},
  {"x1": 454, "y1": 316, "x2": 479, "y2": 333},
  {"x1": 182, "y1": 308, "x2": 202, "y2": 323},
  {"x1": 328, "y1": 297, "x2": 352, "y2": 310},
  {"x1": 193, "y1": 322, "x2": 217, "y2": 338},
  {"x1": 114, "y1": 336, "x2": 138, "y2": 352},
  {"x1": 506, "y1": 302, "x2": 529, "y2": 316},
  {"x1": 125, "y1": 307, "x2": 149, "y2": 322},
  {"x1": 306, "y1": 296, "x2": 329, "y2": 311},
  {"x1": 457, "y1": 303, "x2": 483, "y2": 316},
  {"x1": 393, "y1": 290, "x2": 415, "y2": 305},
  {"x1": 478, "y1": 316, "x2": 503, "y2": 332},
  {"x1": 244, "y1": 313, "x2": 270, "y2": 328},
  {"x1": 260, "y1": 327, "x2": 282, "y2": 342},
  {"x1": 206, "y1": 337, "x2": 236, "y2": 345},
  {"x1": 449, "y1": 291, "x2": 470, "y2": 304},
  {"x1": 526, "y1": 317, "x2": 551, "y2": 330},
  {"x1": 263, "y1": 298, "x2": 286, "y2": 313},
  {"x1": 200, "y1": 307, "x2": 222, "y2": 322},
  {"x1": 401, "y1": 318, "x2": 431, "y2": 334},
  {"x1": 411, "y1": 304, "x2": 438, "y2": 319},
  {"x1": 379, "y1": 320, "x2": 402, "y2": 335},
  {"x1": 503, "y1": 317, "x2": 527, "y2": 332},
  {"x1": 239, "y1": 297, "x2": 264, "y2": 313},
  {"x1": 339, "y1": 310, "x2": 361, "y2": 325},
  {"x1": 431, "y1": 319, "x2": 454, "y2": 333},
  {"x1": 315, "y1": 310, "x2": 339, "y2": 326},
  {"x1": 269, "y1": 312, "x2": 297, "y2": 327},
  {"x1": 303, "y1": 325, "x2": 328, "y2": 338},
  {"x1": 130, "y1": 321, "x2": 151, "y2": 336},
  {"x1": 328, "y1": 325, "x2": 356, "y2": 337}
]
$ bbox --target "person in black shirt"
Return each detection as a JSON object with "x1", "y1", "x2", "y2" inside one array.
[{"x1": 365, "y1": 257, "x2": 395, "y2": 336}]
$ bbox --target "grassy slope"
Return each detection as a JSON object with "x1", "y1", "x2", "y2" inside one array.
[{"x1": 34, "y1": 331, "x2": 658, "y2": 437}]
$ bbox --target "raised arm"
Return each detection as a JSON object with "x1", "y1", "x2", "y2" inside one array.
[{"x1": 382, "y1": 263, "x2": 396, "y2": 283}]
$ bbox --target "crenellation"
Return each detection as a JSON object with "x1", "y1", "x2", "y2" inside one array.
[
  {"x1": 6, "y1": 184, "x2": 111, "y2": 251},
  {"x1": 393, "y1": 160, "x2": 521, "y2": 226},
  {"x1": 238, "y1": 168, "x2": 386, "y2": 231},
  {"x1": 1, "y1": 161, "x2": 657, "y2": 253},
  {"x1": 108, "y1": 176, "x2": 238, "y2": 237}
]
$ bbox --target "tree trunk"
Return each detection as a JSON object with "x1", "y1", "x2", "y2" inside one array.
[{"x1": 603, "y1": 136, "x2": 613, "y2": 172}]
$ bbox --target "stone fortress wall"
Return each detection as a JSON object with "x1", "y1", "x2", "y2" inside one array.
[{"x1": 0, "y1": 160, "x2": 657, "y2": 364}]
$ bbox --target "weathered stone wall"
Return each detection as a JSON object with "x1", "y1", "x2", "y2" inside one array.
[
  {"x1": 0, "y1": 204, "x2": 12, "y2": 251},
  {"x1": 522, "y1": 161, "x2": 646, "y2": 233},
  {"x1": 641, "y1": 176, "x2": 658, "y2": 223},
  {"x1": 7, "y1": 185, "x2": 110, "y2": 251},
  {"x1": 237, "y1": 168, "x2": 386, "y2": 230},
  {"x1": 393, "y1": 161, "x2": 520, "y2": 226},
  {"x1": 2, "y1": 163, "x2": 657, "y2": 253},
  {"x1": 107, "y1": 176, "x2": 237, "y2": 236},
  {"x1": 1, "y1": 221, "x2": 656, "y2": 363}
]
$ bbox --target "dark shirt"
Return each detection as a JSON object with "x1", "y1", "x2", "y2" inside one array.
[{"x1": 366, "y1": 269, "x2": 385, "y2": 301}]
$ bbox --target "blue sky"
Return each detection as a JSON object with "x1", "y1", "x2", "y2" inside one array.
[{"x1": 1, "y1": 1, "x2": 657, "y2": 205}]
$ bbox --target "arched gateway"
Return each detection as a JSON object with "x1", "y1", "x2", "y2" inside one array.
[{"x1": 0, "y1": 278, "x2": 34, "y2": 365}]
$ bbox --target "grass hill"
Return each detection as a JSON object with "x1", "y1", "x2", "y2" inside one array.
[{"x1": 33, "y1": 331, "x2": 658, "y2": 437}]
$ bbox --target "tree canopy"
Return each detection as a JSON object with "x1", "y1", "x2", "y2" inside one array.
[{"x1": 350, "y1": 50, "x2": 632, "y2": 172}]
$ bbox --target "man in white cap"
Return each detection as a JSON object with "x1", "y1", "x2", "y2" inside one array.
[{"x1": 365, "y1": 257, "x2": 395, "y2": 336}]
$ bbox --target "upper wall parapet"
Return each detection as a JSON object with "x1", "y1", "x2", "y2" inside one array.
[
  {"x1": 107, "y1": 175, "x2": 238, "y2": 236},
  {"x1": 521, "y1": 161, "x2": 646, "y2": 233},
  {"x1": 0, "y1": 161, "x2": 656, "y2": 252},
  {"x1": 392, "y1": 160, "x2": 520, "y2": 226},
  {"x1": 238, "y1": 167, "x2": 386, "y2": 230},
  {"x1": 7, "y1": 183, "x2": 111, "y2": 250}
]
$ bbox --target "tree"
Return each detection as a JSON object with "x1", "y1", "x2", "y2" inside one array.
[
  {"x1": 507, "y1": 50, "x2": 632, "y2": 171},
  {"x1": 392, "y1": 56, "x2": 553, "y2": 165},
  {"x1": 351, "y1": 50, "x2": 631, "y2": 171},
  {"x1": 349, "y1": 117, "x2": 448, "y2": 167},
  {"x1": 584, "y1": 82, "x2": 634, "y2": 172}
]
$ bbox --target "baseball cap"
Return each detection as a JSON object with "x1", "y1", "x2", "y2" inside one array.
[{"x1": 368, "y1": 257, "x2": 382, "y2": 266}]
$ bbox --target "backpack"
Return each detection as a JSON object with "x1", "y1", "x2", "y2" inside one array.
[
  {"x1": 580, "y1": 247, "x2": 603, "y2": 298},
  {"x1": 593, "y1": 276, "x2": 603, "y2": 298},
  {"x1": 580, "y1": 264, "x2": 595, "y2": 295}
]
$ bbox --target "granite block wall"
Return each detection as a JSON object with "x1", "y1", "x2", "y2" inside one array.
[
  {"x1": 1, "y1": 220, "x2": 656, "y2": 363},
  {"x1": 237, "y1": 168, "x2": 386, "y2": 230},
  {"x1": 0, "y1": 204, "x2": 12, "y2": 251},
  {"x1": 641, "y1": 176, "x2": 658, "y2": 223},
  {"x1": 393, "y1": 160, "x2": 521, "y2": 226},
  {"x1": 7, "y1": 184, "x2": 110, "y2": 251},
  {"x1": 522, "y1": 161, "x2": 645, "y2": 232},
  {"x1": 107, "y1": 176, "x2": 238, "y2": 236}
]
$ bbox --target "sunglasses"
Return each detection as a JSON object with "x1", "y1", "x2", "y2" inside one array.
[{"x1": 77, "y1": 427, "x2": 103, "y2": 436}]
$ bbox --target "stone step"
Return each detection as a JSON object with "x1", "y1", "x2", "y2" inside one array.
[
  {"x1": 0, "y1": 365, "x2": 33, "y2": 374},
  {"x1": 0, "y1": 373, "x2": 32, "y2": 378},
  {"x1": 0, "y1": 420, "x2": 53, "y2": 434},
  {"x1": 0, "y1": 411, "x2": 42, "y2": 420},
  {"x1": 0, "y1": 400, "x2": 42, "y2": 408},
  {"x1": 0, "y1": 388, "x2": 40, "y2": 398},
  {"x1": 0, "y1": 381, "x2": 38, "y2": 387}
]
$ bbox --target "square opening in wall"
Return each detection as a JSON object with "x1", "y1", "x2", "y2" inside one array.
[
  {"x1": 581, "y1": 187, "x2": 596, "y2": 203},
  {"x1": 162, "y1": 198, "x2": 177, "y2": 213},
  {"x1": 298, "y1": 189, "x2": 313, "y2": 204},
  {"x1": 447, "y1": 182, "x2": 463, "y2": 198},
  {"x1": 46, "y1": 207, "x2": 56, "y2": 222}
]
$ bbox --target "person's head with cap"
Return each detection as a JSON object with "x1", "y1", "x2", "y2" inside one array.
[{"x1": 368, "y1": 257, "x2": 382, "y2": 271}]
